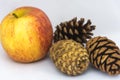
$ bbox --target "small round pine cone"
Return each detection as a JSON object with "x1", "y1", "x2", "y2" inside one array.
[
  {"x1": 54, "y1": 17, "x2": 96, "y2": 45},
  {"x1": 49, "y1": 40, "x2": 89, "y2": 76},
  {"x1": 86, "y1": 36, "x2": 120, "y2": 75}
]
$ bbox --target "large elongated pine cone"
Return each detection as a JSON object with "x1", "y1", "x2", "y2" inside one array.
[
  {"x1": 54, "y1": 17, "x2": 95, "y2": 45},
  {"x1": 50, "y1": 40, "x2": 89, "y2": 76},
  {"x1": 86, "y1": 36, "x2": 120, "y2": 75}
]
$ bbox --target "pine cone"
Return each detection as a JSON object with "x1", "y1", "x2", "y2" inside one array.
[
  {"x1": 86, "y1": 36, "x2": 120, "y2": 75},
  {"x1": 54, "y1": 17, "x2": 95, "y2": 45},
  {"x1": 50, "y1": 40, "x2": 89, "y2": 76}
]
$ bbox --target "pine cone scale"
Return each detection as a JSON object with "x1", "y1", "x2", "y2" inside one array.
[
  {"x1": 107, "y1": 57, "x2": 116, "y2": 64},
  {"x1": 78, "y1": 18, "x2": 84, "y2": 26}
]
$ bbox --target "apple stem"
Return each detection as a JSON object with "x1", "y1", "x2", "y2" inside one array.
[{"x1": 12, "y1": 13, "x2": 18, "y2": 18}]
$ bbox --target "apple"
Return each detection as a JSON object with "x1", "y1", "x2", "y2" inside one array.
[{"x1": 0, "y1": 6, "x2": 53, "y2": 63}]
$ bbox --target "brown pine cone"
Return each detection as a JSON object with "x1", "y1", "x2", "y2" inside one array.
[
  {"x1": 54, "y1": 17, "x2": 95, "y2": 45},
  {"x1": 50, "y1": 40, "x2": 89, "y2": 76},
  {"x1": 86, "y1": 36, "x2": 120, "y2": 75}
]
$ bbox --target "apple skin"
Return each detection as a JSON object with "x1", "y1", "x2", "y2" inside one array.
[{"x1": 0, "y1": 6, "x2": 53, "y2": 63}]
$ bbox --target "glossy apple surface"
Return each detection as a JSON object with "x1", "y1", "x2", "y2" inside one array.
[{"x1": 0, "y1": 6, "x2": 53, "y2": 63}]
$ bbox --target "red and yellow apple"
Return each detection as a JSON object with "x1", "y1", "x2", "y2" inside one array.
[{"x1": 0, "y1": 6, "x2": 53, "y2": 63}]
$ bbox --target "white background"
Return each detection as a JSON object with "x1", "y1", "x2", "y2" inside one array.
[{"x1": 0, "y1": 0, "x2": 120, "y2": 80}]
